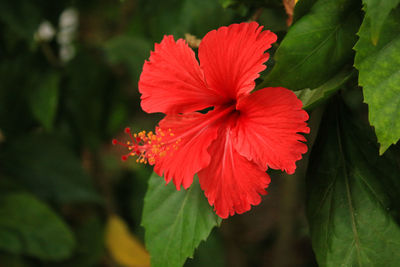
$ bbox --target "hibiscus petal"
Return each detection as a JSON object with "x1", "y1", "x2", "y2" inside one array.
[
  {"x1": 234, "y1": 87, "x2": 310, "y2": 175},
  {"x1": 153, "y1": 108, "x2": 232, "y2": 190},
  {"x1": 198, "y1": 22, "x2": 277, "y2": 100},
  {"x1": 198, "y1": 124, "x2": 271, "y2": 219},
  {"x1": 139, "y1": 35, "x2": 221, "y2": 114}
]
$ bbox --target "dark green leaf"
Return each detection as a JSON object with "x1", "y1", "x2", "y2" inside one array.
[
  {"x1": 142, "y1": 173, "x2": 221, "y2": 267},
  {"x1": 362, "y1": 0, "x2": 400, "y2": 45},
  {"x1": 292, "y1": 0, "x2": 317, "y2": 23},
  {"x1": 1, "y1": 134, "x2": 101, "y2": 204},
  {"x1": 0, "y1": 193, "x2": 75, "y2": 260},
  {"x1": 295, "y1": 69, "x2": 354, "y2": 111},
  {"x1": 307, "y1": 99, "x2": 400, "y2": 266},
  {"x1": 354, "y1": 8, "x2": 400, "y2": 154},
  {"x1": 28, "y1": 72, "x2": 59, "y2": 131},
  {"x1": 260, "y1": 0, "x2": 361, "y2": 90}
]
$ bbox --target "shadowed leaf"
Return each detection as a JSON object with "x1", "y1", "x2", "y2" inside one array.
[{"x1": 307, "y1": 99, "x2": 400, "y2": 266}]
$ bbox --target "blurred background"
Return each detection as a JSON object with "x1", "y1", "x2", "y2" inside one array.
[{"x1": 0, "y1": 0, "x2": 318, "y2": 266}]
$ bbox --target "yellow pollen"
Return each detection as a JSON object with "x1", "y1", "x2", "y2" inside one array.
[{"x1": 116, "y1": 127, "x2": 181, "y2": 165}]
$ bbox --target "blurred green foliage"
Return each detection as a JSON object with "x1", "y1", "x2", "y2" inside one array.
[{"x1": 1, "y1": 0, "x2": 400, "y2": 267}]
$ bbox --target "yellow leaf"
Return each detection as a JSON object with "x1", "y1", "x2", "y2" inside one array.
[{"x1": 105, "y1": 215, "x2": 150, "y2": 267}]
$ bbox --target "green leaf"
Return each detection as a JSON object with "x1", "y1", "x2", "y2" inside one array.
[
  {"x1": 354, "y1": 8, "x2": 400, "y2": 154},
  {"x1": 295, "y1": 68, "x2": 354, "y2": 111},
  {"x1": 0, "y1": 193, "x2": 76, "y2": 260},
  {"x1": 306, "y1": 99, "x2": 400, "y2": 266},
  {"x1": 260, "y1": 0, "x2": 361, "y2": 90},
  {"x1": 1, "y1": 134, "x2": 101, "y2": 204},
  {"x1": 362, "y1": 0, "x2": 400, "y2": 45},
  {"x1": 292, "y1": 0, "x2": 317, "y2": 23},
  {"x1": 28, "y1": 72, "x2": 59, "y2": 131},
  {"x1": 142, "y1": 173, "x2": 221, "y2": 267}
]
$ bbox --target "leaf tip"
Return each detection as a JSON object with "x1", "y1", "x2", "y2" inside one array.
[{"x1": 379, "y1": 144, "x2": 389, "y2": 155}]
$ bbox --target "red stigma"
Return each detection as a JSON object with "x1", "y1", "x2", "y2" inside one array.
[
  {"x1": 112, "y1": 139, "x2": 118, "y2": 145},
  {"x1": 124, "y1": 127, "x2": 131, "y2": 133},
  {"x1": 121, "y1": 155, "x2": 128, "y2": 161}
]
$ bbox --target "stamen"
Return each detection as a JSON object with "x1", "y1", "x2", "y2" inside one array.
[{"x1": 112, "y1": 126, "x2": 181, "y2": 165}]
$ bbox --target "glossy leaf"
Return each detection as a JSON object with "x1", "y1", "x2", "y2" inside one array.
[
  {"x1": 1, "y1": 134, "x2": 101, "y2": 204},
  {"x1": 362, "y1": 0, "x2": 400, "y2": 44},
  {"x1": 307, "y1": 99, "x2": 400, "y2": 266},
  {"x1": 0, "y1": 193, "x2": 75, "y2": 260},
  {"x1": 354, "y1": 8, "x2": 400, "y2": 154},
  {"x1": 260, "y1": 0, "x2": 361, "y2": 90},
  {"x1": 142, "y1": 173, "x2": 221, "y2": 267}
]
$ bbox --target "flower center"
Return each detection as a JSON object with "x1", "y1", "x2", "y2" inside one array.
[
  {"x1": 113, "y1": 105, "x2": 236, "y2": 165},
  {"x1": 112, "y1": 127, "x2": 180, "y2": 165}
]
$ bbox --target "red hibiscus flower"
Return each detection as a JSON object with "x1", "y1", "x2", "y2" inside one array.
[{"x1": 113, "y1": 22, "x2": 309, "y2": 218}]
